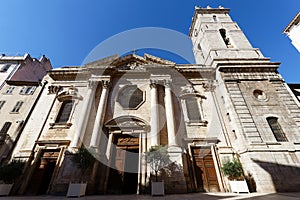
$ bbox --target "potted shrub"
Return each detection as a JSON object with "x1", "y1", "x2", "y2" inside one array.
[
  {"x1": 145, "y1": 145, "x2": 171, "y2": 196},
  {"x1": 0, "y1": 160, "x2": 25, "y2": 196},
  {"x1": 221, "y1": 158, "x2": 249, "y2": 193},
  {"x1": 66, "y1": 146, "x2": 96, "y2": 197}
]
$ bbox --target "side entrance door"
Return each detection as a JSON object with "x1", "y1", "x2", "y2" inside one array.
[
  {"x1": 26, "y1": 149, "x2": 59, "y2": 195},
  {"x1": 191, "y1": 146, "x2": 220, "y2": 192}
]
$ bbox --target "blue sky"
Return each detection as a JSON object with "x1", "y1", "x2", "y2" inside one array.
[{"x1": 0, "y1": 1, "x2": 300, "y2": 82}]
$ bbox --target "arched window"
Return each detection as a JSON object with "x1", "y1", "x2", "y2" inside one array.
[
  {"x1": 55, "y1": 100, "x2": 74, "y2": 124},
  {"x1": 267, "y1": 117, "x2": 288, "y2": 142},
  {"x1": 219, "y1": 28, "x2": 231, "y2": 47},
  {"x1": 213, "y1": 15, "x2": 217, "y2": 22}
]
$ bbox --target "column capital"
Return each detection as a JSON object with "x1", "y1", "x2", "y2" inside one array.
[
  {"x1": 88, "y1": 79, "x2": 98, "y2": 89},
  {"x1": 101, "y1": 80, "x2": 110, "y2": 89},
  {"x1": 150, "y1": 80, "x2": 158, "y2": 89},
  {"x1": 164, "y1": 79, "x2": 172, "y2": 88}
]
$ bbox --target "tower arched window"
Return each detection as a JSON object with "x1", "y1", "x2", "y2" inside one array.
[
  {"x1": 267, "y1": 117, "x2": 288, "y2": 142},
  {"x1": 219, "y1": 28, "x2": 231, "y2": 47},
  {"x1": 55, "y1": 100, "x2": 74, "y2": 124},
  {"x1": 213, "y1": 15, "x2": 217, "y2": 22}
]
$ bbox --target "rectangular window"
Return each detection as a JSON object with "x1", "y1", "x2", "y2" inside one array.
[
  {"x1": 0, "y1": 64, "x2": 11, "y2": 72},
  {"x1": 11, "y1": 101, "x2": 23, "y2": 113},
  {"x1": 5, "y1": 86, "x2": 15, "y2": 94},
  {"x1": 0, "y1": 122, "x2": 11, "y2": 143},
  {"x1": 0, "y1": 101, "x2": 5, "y2": 110},
  {"x1": 20, "y1": 86, "x2": 36, "y2": 95},
  {"x1": 185, "y1": 98, "x2": 201, "y2": 121},
  {"x1": 55, "y1": 100, "x2": 74, "y2": 124}
]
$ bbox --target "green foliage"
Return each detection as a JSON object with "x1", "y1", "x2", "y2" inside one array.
[
  {"x1": 221, "y1": 159, "x2": 244, "y2": 180},
  {"x1": 145, "y1": 145, "x2": 171, "y2": 181},
  {"x1": 0, "y1": 160, "x2": 26, "y2": 184},
  {"x1": 71, "y1": 147, "x2": 96, "y2": 170}
]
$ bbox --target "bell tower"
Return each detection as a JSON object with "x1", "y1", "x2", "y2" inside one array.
[
  {"x1": 188, "y1": 6, "x2": 300, "y2": 193},
  {"x1": 189, "y1": 6, "x2": 264, "y2": 65}
]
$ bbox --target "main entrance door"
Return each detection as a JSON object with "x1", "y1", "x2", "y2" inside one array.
[
  {"x1": 107, "y1": 134, "x2": 139, "y2": 194},
  {"x1": 26, "y1": 149, "x2": 59, "y2": 195},
  {"x1": 191, "y1": 146, "x2": 220, "y2": 192}
]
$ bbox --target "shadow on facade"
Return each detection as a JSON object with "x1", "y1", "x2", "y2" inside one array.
[
  {"x1": 244, "y1": 172, "x2": 257, "y2": 193},
  {"x1": 148, "y1": 161, "x2": 187, "y2": 194},
  {"x1": 252, "y1": 159, "x2": 300, "y2": 192}
]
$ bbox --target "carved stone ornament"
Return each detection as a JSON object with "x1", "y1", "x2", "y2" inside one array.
[
  {"x1": 48, "y1": 85, "x2": 62, "y2": 94},
  {"x1": 117, "y1": 137, "x2": 139, "y2": 146},
  {"x1": 56, "y1": 86, "x2": 82, "y2": 101},
  {"x1": 181, "y1": 84, "x2": 197, "y2": 94},
  {"x1": 118, "y1": 62, "x2": 145, "y2": 70},
  {"x1": 202, "y1": 80, "x2": 216, "y2": 92},
  {"x1": 102, "y1": 80, "x2": 110, "y2": 89}
]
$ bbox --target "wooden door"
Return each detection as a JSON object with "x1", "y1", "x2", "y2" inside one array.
[
  {"x1": 26, "y1": 150, "x2": 59, "y2": 195},
  {"x1": 192, "y1": 147, "x2": 220, "y2": 192},
  {"x1": 107, "y1": 135, "x2": 139, "y2": 194},
  {"x1": 107, "y1": 147, "x2": 126, "y2": 194}
]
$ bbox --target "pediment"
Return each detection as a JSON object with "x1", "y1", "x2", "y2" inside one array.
[
  {"x1": 105, "y1": 115, "x2": 149, "y2": 130},
  {"x1": 85, "y1": 53, "x2": 175, "y2": 71}
]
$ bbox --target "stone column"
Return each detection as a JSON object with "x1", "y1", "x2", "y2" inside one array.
[
  {"x1": 90, "y1": 80, "x2": 110, "y2": 148},
  {"x1": 164, "y1": 80, "x2": 177, "y2": 146},
  {"x1": 71, "y1": 80, "x2": 97, "y2": 147},
  {"x1": 150, "y1": 81, "x2": 160, "y2": 147}
]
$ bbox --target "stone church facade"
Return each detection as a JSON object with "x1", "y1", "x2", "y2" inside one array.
[{"x1": 7, "y1": 6, "x2": 300, "y2": 195}]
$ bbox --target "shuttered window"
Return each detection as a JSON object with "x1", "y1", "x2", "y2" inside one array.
[
  {"x1": 0, "y1": 64, "x2": 11, "y2": 72},
  {"x1": 20, "y1": 86, "x2": 36, "y2": 95},
  {"x1": 0, "y1": 101, "x2": 5, "y2": 110},
  {"x1": 55, "y1": 100, "x2": 74, "y2": 123},
  {"x1": 11, "y1": 101, "x2": 24, "y2": 113},
  {"x1": 0, "y1": 122, "x2": 11, "y2": 143},
  {"x1": 5, "y1": 86, "x2": 15, "y2": 94},
  {"x1": 267, "y1": 117, "x2": 288, "y2": 142}
]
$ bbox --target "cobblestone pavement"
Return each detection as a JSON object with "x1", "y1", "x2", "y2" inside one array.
[{"x1": 2, "y1": 193, "x2": 300, "y2": 200}]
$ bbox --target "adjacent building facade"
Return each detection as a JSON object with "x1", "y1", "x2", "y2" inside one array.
[
  {"x1": 4, "y1": 6, "x2": 300, "y2": 196},
  {"x1": 0, "y1": 54, "x2": 52, "y2": 163},
  {"x1": 284, "y1": 11, "x2": 300, "y2": 52}
]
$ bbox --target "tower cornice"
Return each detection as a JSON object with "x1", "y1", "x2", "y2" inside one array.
[{"x1": 189, "y1": 6, "x2": 230, "y2": 37}]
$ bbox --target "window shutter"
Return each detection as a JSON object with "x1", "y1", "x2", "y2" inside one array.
[
  {"x1": 12, "y1": 101, "x2": 24, "y2": 112},
  {"x1": 0, "y1": 122, "x2": 12, "y2": 143},
  {"x1": 20, "y1": 86, "x2": 26, "y2": 94},
  {"x1": 29, "y1": 86, "x2": 36, "y2": 94},
  {"x1": 0, "y1": 101, "x2": 5, "y2": 110}
]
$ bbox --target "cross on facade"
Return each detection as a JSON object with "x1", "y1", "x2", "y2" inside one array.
[{"x1": 132, "y1": 49, "x2": 138, "y2": 54}]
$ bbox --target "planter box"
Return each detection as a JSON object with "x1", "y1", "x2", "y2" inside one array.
[
  {"x1": 229, "y1": 180, "x2": 249, "y2": 193},
  {"x1": 0, "y1": 184, "x2": 13, "y2": 196},
  {"x1": 66, "y1": 182, "x2": 87, "y2": 197},
  {"x1": 151, "y1": 181, "x2": 164, "y2": 196}
]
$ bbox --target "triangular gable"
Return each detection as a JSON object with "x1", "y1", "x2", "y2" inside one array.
[{"x1": 85, "y1": 53, "x2": 175, "y2": 70}]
